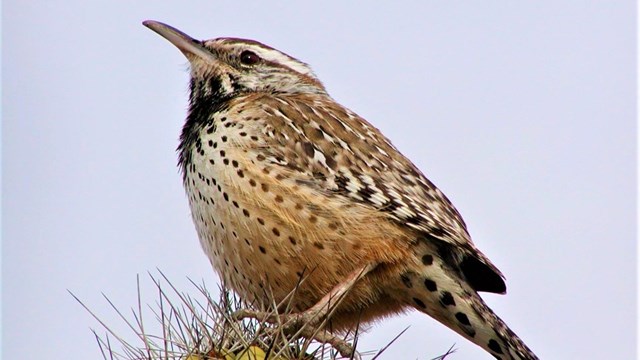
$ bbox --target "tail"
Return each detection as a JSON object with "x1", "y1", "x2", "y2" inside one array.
[{"x1": 396, "y1": 248, "x2": 538, "y2": 359}]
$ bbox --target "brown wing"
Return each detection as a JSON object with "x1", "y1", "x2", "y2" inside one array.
[{"x1": 243, "y1": 92, "x2": 506, "y2": 293}]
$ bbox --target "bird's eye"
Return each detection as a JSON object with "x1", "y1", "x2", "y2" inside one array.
[{"x1": 240, "y1": 50, "x2": 260, "y2": 65}]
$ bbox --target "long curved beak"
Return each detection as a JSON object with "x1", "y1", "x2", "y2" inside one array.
[{"x1": 143, "y1": 20, "x2": 216, "y2": 62}]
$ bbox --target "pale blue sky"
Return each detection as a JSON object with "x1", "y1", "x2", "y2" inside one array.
[{"x1": 3, "y1": 2, "x2": 636, "y2": 359}]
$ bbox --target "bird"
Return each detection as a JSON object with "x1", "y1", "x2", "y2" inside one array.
[{"x1": 143, "y1": 20, "x2": 539, "y2": 360}]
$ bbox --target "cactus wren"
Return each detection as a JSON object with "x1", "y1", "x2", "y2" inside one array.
[{"x1": 144, "y1": 20, "x2": 538, "y2": 359}]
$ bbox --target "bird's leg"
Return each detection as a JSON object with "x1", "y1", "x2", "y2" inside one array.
[
  {"x1": 309, "y1": 263, "x2": 377, "y2": 318},
  {"x1": 233, "y1": 263, "x2": 378, "y2": 359}
]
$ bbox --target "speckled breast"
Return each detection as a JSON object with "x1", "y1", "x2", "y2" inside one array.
[{"x1": 183, "y1": 107, "x2": 349, "y2": 310}]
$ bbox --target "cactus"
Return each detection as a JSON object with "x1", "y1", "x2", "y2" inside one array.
[{"x1": 71, "y1": 271, "x2": 455, "y2": 359}]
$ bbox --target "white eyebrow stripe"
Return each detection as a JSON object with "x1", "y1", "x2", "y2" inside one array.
[{"x1": 249, "y1": 46, "x2": 316, "y2": 77}]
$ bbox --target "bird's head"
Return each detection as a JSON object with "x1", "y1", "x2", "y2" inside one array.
[{"x1": 143, "y1": 20, "x2": 327, "y2": 102}]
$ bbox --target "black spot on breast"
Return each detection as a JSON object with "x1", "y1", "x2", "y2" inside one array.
[
  {"x1": 424, "y1": 278, "x2": 437, "y2": 292},
  {"x1": 455, "y1": 312, "x2": 471, "y2": 326},
  {"x1": 440, "y1": 291, "x2": 456, "y2": 307},
  {"x1": 413, "y1": 297, "x2": 426, "y2": 309}
]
